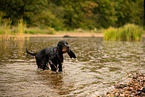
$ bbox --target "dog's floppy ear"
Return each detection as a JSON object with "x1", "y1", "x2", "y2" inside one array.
[{"x1": 67, "y1": 49, "x2": 76, "y2": 58}]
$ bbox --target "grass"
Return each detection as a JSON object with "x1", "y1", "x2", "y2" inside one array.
[
  {"x1": 103, "y1": 27, "x2": 117, "y2": 41},
  {"x1": 104, "y1": 24, "x2": 143, "y2": 41},
  {"x1": 25, "y1": 27, "x2": 55, "y2": 34},
  {"x1": 0, "y1": 19, "x2": 27, "y2": 41},
  {"x1": 0, "y1": 19, "x2": 56, "y2": 41},
  {"x1": 1, "y1": 18, "x2": 143, "y2": 41},
  {"x1": 14, "y1": 19, "x2": 26, "y2": 40},
  {"x1": 0, "y1": 19, "x2": 11, "y2": 41},
  {"x1": 0, "y1": 17, "x2": 103, "y2": 40}
]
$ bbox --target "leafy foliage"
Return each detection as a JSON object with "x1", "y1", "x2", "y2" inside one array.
[
  {"x1": 104, "y1": 24, "x2": 143, "y2": 41},
  {"x1": 0, "y1": 0, "x2": 144, "y2": 30}
]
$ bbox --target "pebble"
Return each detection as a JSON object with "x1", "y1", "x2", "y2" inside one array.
[{"x1": 106, "y1": 73, "x2": 145, "y2": 97}]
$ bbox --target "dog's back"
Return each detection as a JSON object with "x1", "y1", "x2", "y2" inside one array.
[{"x1": 26, "y1": 41, "x2": 76, "y2": 71}]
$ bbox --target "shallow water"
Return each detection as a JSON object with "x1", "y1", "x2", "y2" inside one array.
[{"x1": 0, "y1": 37, "x2": 145, "y2": 96}]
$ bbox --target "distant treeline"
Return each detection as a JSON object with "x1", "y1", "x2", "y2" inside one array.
[{"x1": 0, "y1": 0, "x2": 144, "y2": 30}]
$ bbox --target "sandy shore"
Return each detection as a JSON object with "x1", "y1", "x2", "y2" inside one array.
[
  {"x1": 1, "y1": 33, "x2": 145, "y2": 38},
  {"x1": 25, "y1": 33, "x2": 104, "y2": 37},
  {"x1": 25, "y1": 33, "x2": 145, "y2": 38}
]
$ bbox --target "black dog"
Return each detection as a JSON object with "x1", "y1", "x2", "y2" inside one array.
[{"x1": 26, "y1": 41, "x2": 76, "y2": 72}]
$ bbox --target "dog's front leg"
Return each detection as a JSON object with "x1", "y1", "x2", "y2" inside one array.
[
  {"x1": 58, "y1": 63, "x2": 62, "y2": 72},
  {"x1": 48, "y1": 60, "x2": 57, "y2": 71}
]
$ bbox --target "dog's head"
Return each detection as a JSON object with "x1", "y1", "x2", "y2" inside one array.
[
  {"x1": 57, "y1": 41, "x2": 76, "y2": 58},
  {"x1": 57, "y1": 41, "x2": 69, "y2": 53}
]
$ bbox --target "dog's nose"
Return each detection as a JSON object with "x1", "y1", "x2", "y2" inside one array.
[{"x1": 67, "y1": 46, "x2": 69, "y2": 49}]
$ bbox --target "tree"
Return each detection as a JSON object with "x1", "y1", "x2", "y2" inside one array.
[
  {"x1": 61, "y1": 0, "x2": 98, "y2": 29},
  {"x1": 93, "y1": 0, "x2": 117, "y2": 28},
  {"x1": 0, "y1": 0, "x2": 143, "y2": 29},
  {"x1": 0, "y1": 0, "x2": 47, "y2": 24},
  {"x1": 114, "y1": 0, "x2": 143, "y2": 27}
]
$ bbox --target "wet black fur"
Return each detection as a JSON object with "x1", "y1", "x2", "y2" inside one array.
[{"x1": 26, "y1": 41, "x2": 76, "y2": 72}]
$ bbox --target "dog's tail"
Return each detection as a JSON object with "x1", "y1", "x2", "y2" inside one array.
[{"x1": 26, "y1": 48, "x2": 37, "y2": 56}]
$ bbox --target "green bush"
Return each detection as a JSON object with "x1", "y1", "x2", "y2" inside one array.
[
  {"x1": 104, "y1": 27, "x2": 117, "y2": 41},
  {"x1": 25, "y1": 27, "x2": 55, "y2": 34},
  {"x1": 104, "y1": 24, "x2": 143, "y2": 41},
  {"x1": 14, "y1": 19, "x2": 26, "y2": 40},
  {"x1": 25, "y1": 30, "x2": 47, "y2": 34},
  {"x1": 0, "y1": 19, "x2": 11, "y2": 41},
  {"x1": 33, "y1": 10, "x2": 64, "y2": 31}
]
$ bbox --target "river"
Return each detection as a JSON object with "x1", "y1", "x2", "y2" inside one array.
[{"x1": 0, "y1": 37, "x2": 145, "y2": 96}]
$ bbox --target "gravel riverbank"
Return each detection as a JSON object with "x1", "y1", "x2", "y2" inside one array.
[{"x1": 106, "y1": 73, "x2": 145, "y2": 97}]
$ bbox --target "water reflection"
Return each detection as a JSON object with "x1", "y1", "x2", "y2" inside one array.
[
  {"x1": 0, "y1": 37, "x2": 145, "y2": 96},
  {"x1": 0, "y1": 40, "x2": 26, "y2": 65},
  {"x1": 36, "y1": 71, "x2": 74, "y2": 96}
]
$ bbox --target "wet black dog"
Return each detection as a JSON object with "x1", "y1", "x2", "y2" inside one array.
[{"x1": 26, "y1": 41, "x2": 76, "y2": 72}]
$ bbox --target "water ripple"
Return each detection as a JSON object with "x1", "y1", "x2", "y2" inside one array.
[{"x1": 0, "y1": 37, "x2": 145, "y2": 96}]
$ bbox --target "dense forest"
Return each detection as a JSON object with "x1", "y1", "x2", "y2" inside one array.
[{"x1": 0, "y1": 0, "x2": 144, "y2": 30}]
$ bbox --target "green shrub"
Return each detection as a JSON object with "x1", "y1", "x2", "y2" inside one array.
[
  {"x1": 47, "y1": 27, "x2": 55, "y2": 34},
  {"x1": 14, "y1": 19, "x2": 25, "y2": 40},
  {"x1": 121, "y1": 24, "x2": 143, "y2": 41},
  {"x1": 25, "y1": 30, "x2": 47, "y2": 34},
  {"x1": 104, "y1": 24, "x2": 143, "y2": 41},
  {"x1": 34, "y1": 10, "x2": 64, "y2": 30},
  {"x1": 0, "y1": 19, "x2": 27, "y2": 41},
  {"x1": 104, "y1": 27, "x2": 117, "y2": 41},
  {"x1": 0, "y1": 19, "x2": 11, "y2": 41},
  {"x1": 25, "y1": 27, "x2": 55, "y2": 34}
]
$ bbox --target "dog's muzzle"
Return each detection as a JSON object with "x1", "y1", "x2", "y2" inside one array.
[{"x1": 62, "y1": 46, "x2": 70, "y2": 52}]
